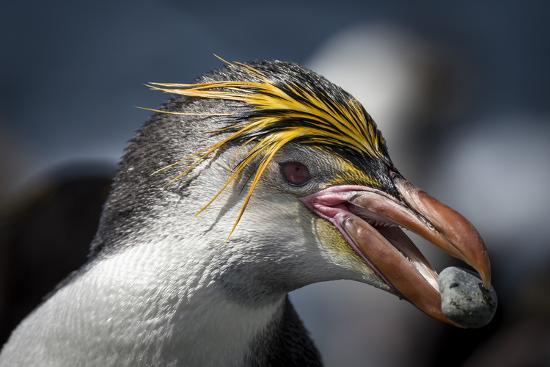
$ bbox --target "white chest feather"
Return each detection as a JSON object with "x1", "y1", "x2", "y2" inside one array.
[{"x1": 0, "y1": 240, "x2": 283, "y2": 367}]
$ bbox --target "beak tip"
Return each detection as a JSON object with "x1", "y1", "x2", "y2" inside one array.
[
  {"x1": 481, "y1": 265, "x2": 492, "y2": 288},
  {"x1": 395, "y1": 176, "x2": 493, "y2": 288},
  {"x1": 474, "y1": 246, "x2": 492, "y2": 287}
]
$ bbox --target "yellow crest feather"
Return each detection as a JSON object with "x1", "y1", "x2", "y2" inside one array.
[{"x1": 146, "y1": 59, "x2": 385, "y2": 238}]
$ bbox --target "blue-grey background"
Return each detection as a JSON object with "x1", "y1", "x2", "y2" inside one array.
[{"x1": 1, "y1": 0, "x2": 550, "y2": 366}]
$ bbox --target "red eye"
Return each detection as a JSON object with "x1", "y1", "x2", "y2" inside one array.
[{"x1": 281, "y1": 161, "x2": 312, "y2": 186}]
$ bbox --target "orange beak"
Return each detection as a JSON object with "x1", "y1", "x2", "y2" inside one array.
[{"x1": 301, "y1": 174, "x2": 491, "y2": 327}]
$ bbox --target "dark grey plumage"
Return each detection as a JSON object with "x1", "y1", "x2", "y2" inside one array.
[{"x1": 247, "y1": 297, "x2": 322, "y2": 367}]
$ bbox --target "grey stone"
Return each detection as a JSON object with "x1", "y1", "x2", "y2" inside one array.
[{"x1": 438, "y1": 267, "x2": 497, "y2": 328}]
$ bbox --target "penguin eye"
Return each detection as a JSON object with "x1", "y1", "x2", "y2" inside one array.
[{"x1": 280, "y1": 161, "x2": 311, "y2": 186}]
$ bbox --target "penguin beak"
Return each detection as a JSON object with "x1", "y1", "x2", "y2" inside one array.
[{"x1": 301, "y1": 175, "x2": 491, "y2": 326}]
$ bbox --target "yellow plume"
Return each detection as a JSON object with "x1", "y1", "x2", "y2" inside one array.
[{"x1": 147, "y1": 59, "x2": 385, "y2": 238}]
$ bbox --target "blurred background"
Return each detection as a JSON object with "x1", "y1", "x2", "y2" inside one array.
[{"x1": 1, "y1": 0, "x2": 549, "y2": 366}]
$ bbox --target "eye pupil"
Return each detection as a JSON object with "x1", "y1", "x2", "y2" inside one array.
[{"x1": 281, "y1": 162, "x2": 311, "y2": 186}]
